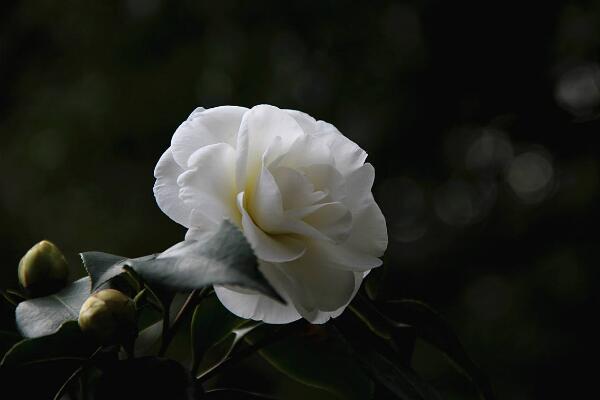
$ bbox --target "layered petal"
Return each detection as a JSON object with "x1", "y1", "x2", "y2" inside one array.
[
  {"x1": 153, "y1": 148, "x2": 193, "y2": 227},
  {"x1": 214, "y1": 261, "x2": 301, "y2": 324},
  {"x1": 177, "y1": 143, "x2": 239, "y2": 225},
  {"x1": 342, "y1": 164, "x2": 388, "y2": 257},
  {"x1": 236, "y1": 105, "x2": 304, "y2": 192},
  {"x1": 314, "y1": 120, "x2": 368, "y2": 176},
  {"x1": 154, "y1": 105, "x2": 387, "y2": 325},
  {"x1": 171, "y1": 106, "x2": 247, "y2": 167},
  {"x1": 281, "y1": 246, "x2": 359, "y2": 315},
  {"x1": 237, "y1": 192, "x2": 305, "y2": 263}
]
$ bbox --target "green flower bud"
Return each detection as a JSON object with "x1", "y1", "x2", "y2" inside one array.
[
  {"x1": 78, "y1": 289, "x2": 137, "y2": 345},
  {"x1": 18, "y1": 240, "x2": 69, "y2": 297}
]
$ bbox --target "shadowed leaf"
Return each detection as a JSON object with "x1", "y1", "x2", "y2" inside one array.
[
  {"x1": 15, "y1": 278, "x2": 90, "y2": 338},
  {"x1": 81, "y1": 220, "x2": 282, "y2": 302},
  {"x1": 1, "y1": 321, "x2": 96, "y2": 367},
  {"x1": 247, "y1": 325, "x2": 374, "y2": 400},
  {"x1": 382, "y1": 300, "x2": 495, "y2": 400}
]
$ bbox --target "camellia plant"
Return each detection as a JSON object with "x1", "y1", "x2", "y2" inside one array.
[{"x1": 0, "y1": 105, "x2": 494, "y2": 399}]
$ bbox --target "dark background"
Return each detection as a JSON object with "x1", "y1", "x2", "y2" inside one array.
[{"x1": 1, "y1": 1, "x2": 598, "y2": 399}]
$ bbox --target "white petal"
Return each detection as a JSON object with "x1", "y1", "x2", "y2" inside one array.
[
  {"x1": 284, "y1": 109, "x2": 318, "y2": 134},
  {"x1": 343, "y1": 164, "x2": 388, "y2": 257},
  {"x1": 214, "y1": 262, "x2": 301, "y2": 324},
  {"x1": 301, "y1": 164, "x2": 347, "y2": 203},
  {"x1": 177, "y1": 143, "x2": 239, "y2": 225},
  {"x1": 282, "y1": 246, "x2": 357, "y2": 314},
  {"x1": 302, "y1": 202, "x2": 352, "y2": 244},
  {"x1": 314, "y1": 120, "x2": 367, "y2": 176},
  {"x1": 171, "y1": 106, "x2": 247, "y2": 167},
  {"x1": 184, "y1": 209, "x2": 220, "y2": 241},
  {"x1": 246, "y1": 160, "x2": 284, "y2": 233},
  {"x1": 315, "y1": 240, "x2": 383, "y2": 272},
  {"x1": 237, "y1": 192, "x2": 305, "y2": 263},
  {"x1": 271, "y1": 166, "x2": 325, "y2": 211},
  {"x1": 236, "y1": 105, "x2": 304, "y2": 192},
  {"x1": 300, "y1": 272, "x2": 364, "y2": 324},
  {"x1": 278, "y1": 132, "x2": 334, "y2": 171},
  {"x1": 153, "y1": 148, "x2": 193, "y2": 227}
]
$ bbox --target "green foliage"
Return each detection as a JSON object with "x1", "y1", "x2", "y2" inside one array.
[
  {"x1": 247, "y1": 324, "x2": 375, "y2": 400},
  {"x1": 82, "y1": 220, "x2": 282, "y2": 302},
  {"x1": 380, "y1": 300, "x2": 495, "y2": 400},
  {"x1": 15, "y1": 277, "x2": 90, "y2": 338},
  {"x1": 0, "y1": 224, "x2": 494, "y2": 399},
  {"x1": 190, "y1": 295, "x2": 250, "y2": 375},
  {"x1": 1, "y1": 321, "x2": 96, "y2": 368}
]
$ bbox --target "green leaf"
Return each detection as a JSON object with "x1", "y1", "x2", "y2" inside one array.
[
  {"x1": 131, "y1": 221, "x2": 282, "y2": 301},
  {"x1": 353, "y1": 346, "x2": 443, "y2": 400},
  {"x1": 81, "y1": 252, "x2": 155, "y2": 293},
  {"x1": 191, "y1": 295, "x2": 249, "y2": 374},
  {"x1": 1, "y1": 321, "x2": 96, "y2": 367},
  {"x1": 0, "y1": 331, "x2": 21, "y2": 359},
  {"x1": 15, "y1": 277, "x2": 91, "y2": 338},
  {"x1": 334, "y1": 312, "x2": 441, "y2": 400},
  {"x1": 204, "y1": 389, "x2": 278, "y2": 399},
  {"x1": 196, "y1": 321, "x2": 262, "y2": 379},
  {"x1": 381, "y1": 300, "x2": 495, "y2": 400},
  {"x1": 248, "y1": 325, "x2": 374, "y2": 400},
  {"x1": 349, "y1": 294, "x2": 416, "y2": 365},
  {"x1": 81, "y1": 220, "x2": 283, "y2": 302}
]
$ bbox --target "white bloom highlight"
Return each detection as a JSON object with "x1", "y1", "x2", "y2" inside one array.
[{"x1": 154, "y1": 105, "x2": 387, "y2": 324}]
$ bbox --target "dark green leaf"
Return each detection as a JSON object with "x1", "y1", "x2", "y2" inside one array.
[
  {"x1": 196, "y1": 323, "x2": 262, "y2": 379},
  {"x1": 247, "y1": 325, "x2": 374, "y2": 400},
  {"x1": 354, "y1": 346, "x2": 443, "y2": 400},
  {"x1": 334, "y1": 312, "x2": 441, "y2": 400},
  {"x1": 349, "y1": 294, "x2": 416, "y2": 365},
  {"x1": 1, "y1": 321, "x2": 96, "y2": 367},
  {"x1": 204, "y1": 388, "x2": 278, "y2": 399},
  {"x1": 191, "y1": 295, "x2": 246, "y2": 371},
  {"x1": 0, "y1": 331, "x2": 21, "y2": 358},
  {"x1": 81, "y1": 252, "x2": 155, "y2": 293},
  {"x1": 15, "y1": 277, "x2": 90, "y2": 338},
  {"x1": 130, "y1": 221, "x2": 282, "y2": 302},
  {"x1": 81, "y1": 220, "x2": 283, "y2": 302},
  {"x1": 382, "y1": 300, "x2": 495, "y2": 400}
]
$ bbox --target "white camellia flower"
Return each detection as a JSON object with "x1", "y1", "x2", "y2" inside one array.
[{"x1": 154, "y1": 105, "x2": 387, "y2": 324}]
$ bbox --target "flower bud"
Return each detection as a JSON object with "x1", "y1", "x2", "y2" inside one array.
[
  {"x1": 18, "y1": 240, "x2": 69, "y2": 297},
  {"x1": 78, "y1": 289, "x2": 137, "y2": 345}
]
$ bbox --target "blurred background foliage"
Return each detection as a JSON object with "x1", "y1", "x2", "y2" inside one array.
[{"x1": 0, "y1": 0, "x2": 598, "y2": 399}]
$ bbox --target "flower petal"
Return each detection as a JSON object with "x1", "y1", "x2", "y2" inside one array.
[
  {"x1": 237, "y1": 192, "x2": 305, "y2": 263},
  {"x1": 177, "y1": 143, "x2": 239, "y2": 225},
  {"x1": 153, "y1": 148, "x2": 193, "y2": 227},
  {"x1": 284, "y1": 109, "x2": 318, "y2": 134},
  {"x1": 343, "y1": 164, "x2": 388, "y2": 257},
  {"x1": 171, "y1": 106, "x2": 247, "y2": 167},
  {"x1": 314, "y1": 120, "x2": 367, "y2": 176},
  {"x1": 271, "y1": 166, "x2": 326, "y2": 211},
  {"x1": 214, "y1": 262, "x2": 301, "y2": 324},
  {"x1": 236, "y1": 105, "x2": 304, "y2": 192},
  {"x1": 299, "y1": 272, "x2": 364, "y2": 324},
  {"x1": 282, "y1": 246, "x2": 358, "y2": 314},
  {"x1": 302, "y1": 202, "x2": 352, "y2": 244}
]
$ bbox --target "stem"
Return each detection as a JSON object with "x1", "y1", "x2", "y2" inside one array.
[
  {"x1": 158, "y1": 287, "x2": 209, "y2": 356},
  {"x1": 198, "y1": 322, "x2": 298, "y2": 383}
]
